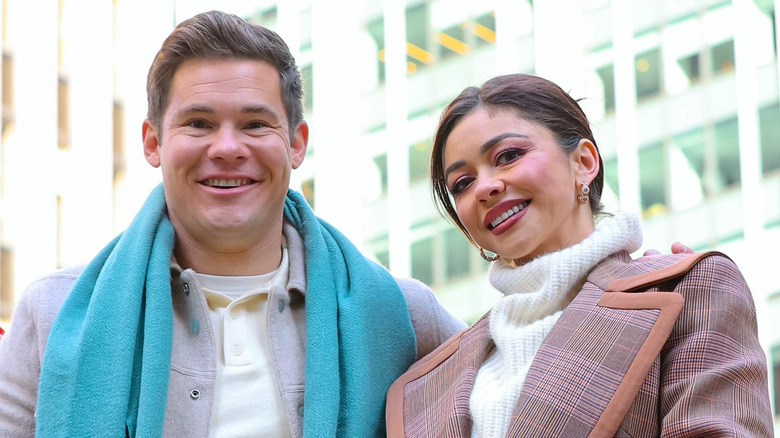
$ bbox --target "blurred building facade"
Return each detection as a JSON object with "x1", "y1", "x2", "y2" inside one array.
[{"x1": 1, "y1": 0, "x2": 780, "y2": 426}]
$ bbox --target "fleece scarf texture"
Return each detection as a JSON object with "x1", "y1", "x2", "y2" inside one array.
[{"x1": 36, "y1": 183, "x2": 417, "y2": 437}]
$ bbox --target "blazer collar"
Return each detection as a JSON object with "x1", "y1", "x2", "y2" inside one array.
[{"x1": 501, "y1": 251, "x2": 684, "y2": 437}]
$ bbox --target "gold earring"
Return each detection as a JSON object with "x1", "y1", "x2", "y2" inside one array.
[
  {"x1": 479, "y1": 247, "x2": 500, "y2": 262},
  {"x1": 577, "y1": 181, "x2": 590, "y2": 205}
]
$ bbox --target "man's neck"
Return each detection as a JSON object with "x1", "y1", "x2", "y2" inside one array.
[{"x1": 172, "y1": 234, "x2": 284, "y2": 276}]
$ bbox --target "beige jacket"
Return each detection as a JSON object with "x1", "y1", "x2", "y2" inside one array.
[{"x1": 0, "y1": 222, "x2": 466, "y2": 437}]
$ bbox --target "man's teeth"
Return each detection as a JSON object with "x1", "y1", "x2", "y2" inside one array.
[
  {"x1": 204, "y1": 178, "x2": 249, "y2": 188},
  {"x1": 490, "y1": 203, "x2": 527, "y2": 228}
]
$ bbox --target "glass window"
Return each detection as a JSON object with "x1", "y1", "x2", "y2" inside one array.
[
  {"x1": 711, "y1": 40, "x2": 734, "y2": 74},
  {"x1": 771, "y1": 344, "x2": 780, "y2": 415},
  {"x1": 408, "y1": 140, "x2": 430, "y2": 182},
  {"x1": 301, "y1": 64, "x2": 313, "y2": 112},
  {"x1": 636, "y1": 48, "x2": 662, "y2": 100},
  {"x1": 677, "y1": 52, "x2": 700, "y2": 84},
  {"x1": 444, "y1": 228, "x2": 470, "y2": 280},
  {"x1": 299, "y1": 7, "x2": 312, "y2": 51},
  {"x1": 373, "y1": 153, "x2": 388, "y2": 193},
  {"x1": 301, "y1": 178, "x2": 315, "y2": 209},
  {"x1": 438, "y1": 23, "x2": 468, "y2": 60},
  {"x1": 603, "y1": 156, "x2": 619, "y2": 199},
  {"x1": 639, "y1": 142, "x2": 667, "y2": 214},
  {"x1": 714, "y1": 118, "x2": 740, "y2": 188},
  {"x1": 375, "y1": 249, "x2": 389, "y2": 270},
  {"x1": 473, "y1": 12, "x2": 496, "y2": 47},
  {"x1": 772, "y1": 9, "x2": 778, "y2": 55},
  {"x1": 113, "y1": 100, "x2": 125, "y2": 178},
  {"x1": 58, "y1": 75, "x2": 70, "y2": 150},
  {"x1": 0, "y1": 245, "x2": 13, "y2": 320},
  {"x1": 2, "y1": 52, "x2": 13, "y2": 130},
  {"x1": 411, "y1": 237, "x2": 434, "y2": 285},
  {"x1": 406, "y1": 4, "x2": 431, "y2": 72},
  {"x1": 596, "y1": 64, "x2": 615, "y2": 111},
  {"x1": 670, "y1": 128, "x2": 705, "y2": 209},
  {"x1": 759, "y1": 104, "x2": 780, "y2": 174},
  {"x1": 247, "y1": 7, "x2": 277, "y2": 30},
  {"x1": 366, "y1": 18, "x2": 386, "y2": 82}
]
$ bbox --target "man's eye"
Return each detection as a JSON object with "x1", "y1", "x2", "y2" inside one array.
[
  {"x1": 496, "y1": 148, "x2": 525, "y2": 165},
  {"x1": 245, "y1": 121, "x2": 268, "y2": 130},
  {"x1": 187, "y1": 120, "x2": 209, "y2": 129}
]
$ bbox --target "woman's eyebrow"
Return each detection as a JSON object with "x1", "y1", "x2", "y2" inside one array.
[{"x1": 479, "y1": 133, "x2": 528, "y2": 155}]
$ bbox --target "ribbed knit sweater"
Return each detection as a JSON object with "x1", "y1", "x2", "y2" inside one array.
[{"x1": 469, "y1": 213, "x2": 643, "y2": 438}]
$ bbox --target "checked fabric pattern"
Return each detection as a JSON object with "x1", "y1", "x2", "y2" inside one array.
[{"x1": 386, "y1": 251, "x2": 773, "y2": 438}]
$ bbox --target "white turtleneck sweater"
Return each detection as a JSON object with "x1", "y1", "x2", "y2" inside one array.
[{"x1": 469, "y1": 213, "x2": 643, "y2": 438}]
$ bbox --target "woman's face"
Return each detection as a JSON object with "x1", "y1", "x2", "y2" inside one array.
[{"x1": 442, "y1": 107, "x2": 597, "y2": 265}]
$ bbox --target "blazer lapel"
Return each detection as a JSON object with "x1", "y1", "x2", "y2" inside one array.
[{"x1": 505, "y1": 256, "x2": 684, "y2": 438}]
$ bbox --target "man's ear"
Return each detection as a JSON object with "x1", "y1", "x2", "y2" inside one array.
[
  {"x1": 571, "y1": 138, "x2": 599, "y2": 184},
  {"x1": 290, "y1": 121, "x2": 309, "y2": 169},
  {"x1": 142, "y1": 119, "x2": 161, "y2": 168}
]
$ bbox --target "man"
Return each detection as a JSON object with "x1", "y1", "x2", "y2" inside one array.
[{"x1": 0, "y1": 11, "x2": 465, "y2": 437}]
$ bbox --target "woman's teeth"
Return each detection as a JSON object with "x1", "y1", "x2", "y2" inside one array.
[{"x1": 490, "y1": 202, "x2": 528, "y2": 228}]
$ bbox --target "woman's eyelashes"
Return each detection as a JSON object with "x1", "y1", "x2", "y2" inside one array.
[
  {"x1": 495, "y1": 147, "x2": 527, "y2": 165},
  {"x1": 449, "y1": 176, "x2": 474, "y2": 196}
]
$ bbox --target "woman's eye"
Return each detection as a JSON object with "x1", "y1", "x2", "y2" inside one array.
[
  {"x1": 496, "y1": 148, "x2": 524, "y2": 165},
  {"x1": 449, "y1": 177, "x2": 473, "y2": 195}
]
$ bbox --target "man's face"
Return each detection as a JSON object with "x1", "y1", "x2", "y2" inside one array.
[{"x1": 143, "y1": 58, "x2": 308, "y2": 257}]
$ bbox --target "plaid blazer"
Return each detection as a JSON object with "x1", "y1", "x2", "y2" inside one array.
[{"x1": 386, "y1": 251, "x2": 773, "y2": 437}]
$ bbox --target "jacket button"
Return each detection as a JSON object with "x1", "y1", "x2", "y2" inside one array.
[
  {"x1": 190, "y1": 389, "x2": 200, "y2": 400},
  {"x1": 297, "y1": 404, "x2": 304, "y2": 417},
  {"x1": 278, "y1": 299, "x2": 286, "y2": 313},
  {"x1": 183, "y1": 283, "x2": 190, "y2": 295}
]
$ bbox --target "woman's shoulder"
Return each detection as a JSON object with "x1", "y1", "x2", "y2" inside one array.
[{"x1": 627, "y1": 250, "x2": 740, "y2": 284}]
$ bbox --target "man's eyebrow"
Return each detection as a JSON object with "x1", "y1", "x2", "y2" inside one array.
[
  {"x1": 243, "y1": 104, "x2": 275, "y2": 113},
  {"x1": 179, "y1": 104, "x2": 214, "y2": 115},
  {"x1": 444, "y1": 133, "x2": 529, "y2": 180},
  {"x1": 176, "y1": 104, "x2": 276, "y2": 115},
  {"x1": 479, "y1": 133, "x2": 528, "y2": 154}
]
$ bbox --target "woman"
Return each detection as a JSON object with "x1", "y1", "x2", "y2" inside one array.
[{"x1": 386, "y1": 74, "x2": 772, "y2": 437}]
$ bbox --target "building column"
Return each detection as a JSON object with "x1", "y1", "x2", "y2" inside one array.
[
  {"x1": 6, "y1": 0, "x2": 59, "y2": 299},
  {"x1": 310, "y1": 2, "x2": 364, "y2": 246},
  {"x1": 533, "y1": 0, "x2": 586, "y2": 96},
  {"x1": 116, "y1": 0, "x2": 176, "y2": 229},
  {"x1": 384, "y1": 0, "x2": 411, "y2": 277},
  {"x1": 610, "y1": 0, "x2": 642, "y2": 215},
  {"x1": 66, "y1": 0, "x2": 115, "y2": 265}
]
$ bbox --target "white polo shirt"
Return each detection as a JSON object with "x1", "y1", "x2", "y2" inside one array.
[{"x1": 197, "y1": 248, "x2": 291, "y2": 438}]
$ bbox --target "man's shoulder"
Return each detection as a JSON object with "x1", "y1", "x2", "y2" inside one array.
[
  {"x1": 392, "y1": 276, "x2": 466, "y2": 359},
  {"x1": 17, "y1": 265, "x2": 85, "y2": 316},
  {"x1": 394, "y1": 276, "x2": 433, "y2": 297},
  {"x1": 26, "y1": 265, "x2": 84, "y2": 292}
]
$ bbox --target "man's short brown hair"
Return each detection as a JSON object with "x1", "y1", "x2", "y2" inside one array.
[{"x1": 146, "y1": 10, "x2": 304, "y2": 138}]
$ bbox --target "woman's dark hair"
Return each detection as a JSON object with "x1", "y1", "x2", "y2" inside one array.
[{"x1": 430, "y1": 73, "x2": 605, "y2": 243}]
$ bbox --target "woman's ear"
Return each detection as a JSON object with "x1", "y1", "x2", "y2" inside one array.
[{"x1": 571, "y1": 138, "x2": 600, "y2": 184}]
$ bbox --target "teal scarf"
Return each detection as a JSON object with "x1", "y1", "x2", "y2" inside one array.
[{"x1": 37, "y1": 184, "x2": 417, "y2": 437}]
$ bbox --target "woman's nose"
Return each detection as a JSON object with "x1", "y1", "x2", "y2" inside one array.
[{"x1": 474, "y1": 172, "x2": 504, "y2": 202}]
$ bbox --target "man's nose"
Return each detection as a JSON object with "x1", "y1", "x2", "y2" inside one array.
[{"x1": 207, "y1": 127, "x2": 248, "y2": 161}]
